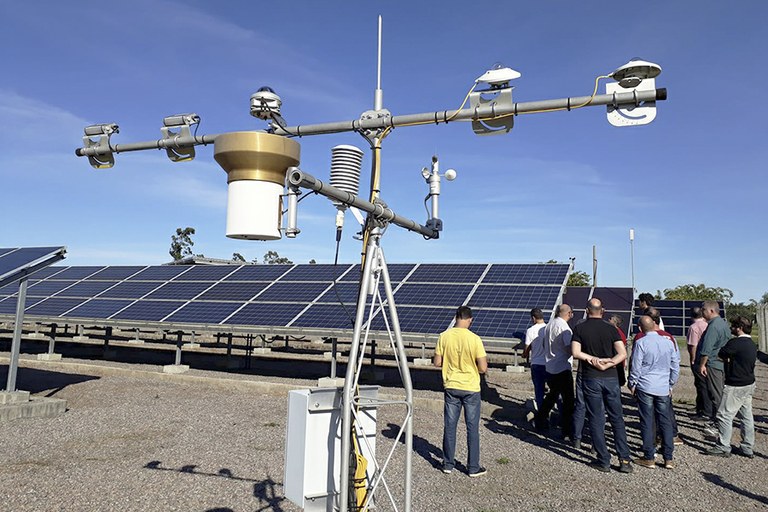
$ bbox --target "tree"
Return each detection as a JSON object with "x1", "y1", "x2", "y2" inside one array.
[
  {"x1": 567, "y1": 270, "x2": 591, "y2": 287},
  {"x1": 169, "y1": 227, "x2": 196, "y2": 261},
  {"x1": 309, "y1": 259, "x2": 317, "y2": 264},
  {"x1": 661, "y1": 283, "x2": 734, "y2": 304},
  {"x1": 262, "y1": 250, "x2": 293, "y2": 265},
  {"x1": 232, "y1": 252, "x2": 245, "y2": 263},
  {"x1": 762, "y1": 292, "x2": 768, "y2": 304}
]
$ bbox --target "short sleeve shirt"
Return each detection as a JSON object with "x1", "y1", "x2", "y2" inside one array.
[
  {"x1": 436, "y1": 327, "x2": 487, "y2": 392},
  {"x1": 572, "y1": 318, "x2": 622, "y2": 380}
]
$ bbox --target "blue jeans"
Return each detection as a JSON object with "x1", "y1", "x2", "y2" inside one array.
[
  {"x1": 530, "y1": 364, "x2": 547, "y2": 411},
  {"x1": 714, "y1": 383, "x2": 755, "y2": 454},
  {"x1": 583, "y1": 377, "x2": 631, "y2": 466},
  {"x1": 442, "y1": 388, "x2": 481, "y2": 473},
  {"x1": 636, "y1": 389, "x2": 674, "y2": 461}
]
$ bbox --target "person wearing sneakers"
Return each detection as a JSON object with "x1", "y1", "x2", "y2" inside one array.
[
  {"x1": 705, "y1": 316, "x2": 757, "y2": 459},
  {"x1": 571, "y1": 298, "x2": 633, "y2": 474},
  {"x1": 434, "y1": 306, "x2": 488, "y2": 477},
  {"x1": 628, "y1": 316, "x2": 681, "y2": 469}
]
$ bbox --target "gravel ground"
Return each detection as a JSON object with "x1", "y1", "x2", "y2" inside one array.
[{"x1": 1, "y1": 352, "x2": 766, "y2": 512}]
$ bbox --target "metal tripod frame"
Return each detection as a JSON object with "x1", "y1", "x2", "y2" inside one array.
[{"x1": 338, "y1": 226, "x2": 413, "y2": 512}]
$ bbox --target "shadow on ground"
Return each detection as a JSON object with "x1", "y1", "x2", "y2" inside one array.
[{"x1": 0, "y1": 365, "x2": 99, "y2": 397}]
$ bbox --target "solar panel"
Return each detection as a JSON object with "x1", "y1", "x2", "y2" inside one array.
[
  {"x1": 172, "y1": 265, "x2": 241, "y2": 281},
  {"x1": 316, "y1": 282, "x2": 362, "y2": 304},
  {"x1": 196, "y1": 282, "x2": 268, "y2": 302},
  {"x1": 468, "y1": 285, "x2": 561, "y2": 309},
  {"x1": 143, "y1": 281, "x2": 212, "y2": 300},
  {"x1": 407, "y1": 264, "x2": 487, "y2": 283},
  {"x1": 225, "y1": 302, "x2": 307, "y2": 326},
  {"x1": 290, "y1": 304, "x2": 355, "y2": 329},
  {"x1": 0, "y1": 248, "x2": 15, "y2": 257},
  {"x1": 483, "y1": 264, "x2": 570, "y2": 285},
  {"x1": 394, "y1": 283, "x2": 474, "y2": 306},
  {"x1": 633, "y1": 299, "x2": 725, "y2": 337},
  {"x1": 63, "y1": 299, "x2": 134, "y2": 318},
  {"x1": 470, "y1": 309, "x2": 530, "y2": 339},
  {"x1": 254, "y1": 282, "x2": 330, "y2": 302},
  {"x1": 165, "y1": 301, "x2": 244, "y2": 324},
  {"x1": 112, "y1": 300, "x2": 186, "y2": 321},
  {"x1": 127, "y1": 266, "x2": 190, "y2": 281},
  {"x1": 55, "y1": 281, "x2": 117, "y2": 298},
  {"x1": 0, "y1": 247, "x2": 65, "y2": 279},
  {"x1": 280, "y1": 264, "x2": 352, "y2": 282},
  {"x1": 98, "y1": 281, "x2": 163, "y2": 299},
  {"x1": 372, "y1": 306, "x2": 455, "y2": 334},
  {"x1": 49, "y1": 266, "x2": 105, "y2": 280},
  {"x1": 27, "y1": 280, "x2": 78, "y2": 296},
  {"x1": 25, "y1": 297, "x2": 86, "y2": 316},
  {"x1": 340, "y1": 264, "x2": 416, "y2": 283},
  {"x1": 225, "y1": 265, "x2": 293, "y2": 281},
  {"x1": 87, "y1": 266, "x2": 146, "y2": 280},
  {"x1": 29, "y1": 266, "x2": 68, "y2": 279},
  {"x1": 566, "y1": 287, "x2": 635, "y2": 331},
  {"x1": 0, "y1": 297, "x2": 23, "y2": 314}
]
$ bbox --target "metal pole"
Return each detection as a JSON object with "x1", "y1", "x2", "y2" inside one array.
[
  {"x1": 629, "y1": 228, "x2": 636, "y2": 294},
  {"x1": 339, "y1": 231, "x2": 380, "y2": 512},
  {"x1": 378, "y1": 246, "x2": 413, "y2": 512},
  {"x1": 6, "y1": 278, "x2": 28, "y2": 392}
]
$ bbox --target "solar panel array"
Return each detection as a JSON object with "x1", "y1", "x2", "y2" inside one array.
[
  {"x1": 565, "y1": 287, "x2": 635, "y2": 334},
  {"x1": 633, "y1": 299, "x2": 726, "y2": 337},
  {"x1": 0, "y1": 263, "x2": 570, "y2": 341},
  {"x1": 0, "y1": 247, "x2": 66, "y2": 288}
]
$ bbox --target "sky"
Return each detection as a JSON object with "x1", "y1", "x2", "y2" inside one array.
[{"x1": 1, "y1": 1, "x2": 766, "y2": 303}]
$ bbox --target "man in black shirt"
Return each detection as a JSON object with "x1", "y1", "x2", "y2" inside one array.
[
  {"x1": 706, "y1": 316, "x2": 758, "y2": 458},
  {"x1": 572, "y1": 298, "x2": 633, "y2": 473}
]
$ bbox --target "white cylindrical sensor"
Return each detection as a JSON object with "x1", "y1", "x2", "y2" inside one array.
[{"x1": 226, "y1": 180, "x2": 283, "y2": 240}]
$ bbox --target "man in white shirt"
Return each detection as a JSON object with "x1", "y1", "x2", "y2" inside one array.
[
  {"x1": 534, "y1": 304, "x2": 574, "y2": 439},
  {"x1": 523, "y1": 308, "x2": 547, "y2": 411}
]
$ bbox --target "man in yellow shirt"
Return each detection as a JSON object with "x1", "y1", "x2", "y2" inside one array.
[{"x1": 433, "y1": 306, "x2": 488, "y2": 476}]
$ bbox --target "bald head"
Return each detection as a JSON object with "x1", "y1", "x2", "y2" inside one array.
[
  {"x1": 639, "y1": 315, "x2": 656, "y2": 333},
  {"x1": 586, "y1": 298, "x2": 604, "y2": 318},
  {"x1": 556, "y1": 304, "x2": 572, "y2": 319}
]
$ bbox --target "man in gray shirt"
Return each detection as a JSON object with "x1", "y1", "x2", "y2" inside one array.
[{"x1": 697, "y1": 300, "x2": 730, "y2": 435}]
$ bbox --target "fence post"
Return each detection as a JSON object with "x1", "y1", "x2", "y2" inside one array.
[{"x1": 757, "y1": 304, "x2": 768, "y2": 354}]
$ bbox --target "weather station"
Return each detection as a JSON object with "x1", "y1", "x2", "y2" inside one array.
[{"x1": 74, "y1": 16, "x2": 666, "y2": 512}]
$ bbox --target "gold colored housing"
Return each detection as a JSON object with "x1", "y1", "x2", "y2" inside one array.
[{"x1": 214, "y1": 131, "x2": 300, "y2": 184}]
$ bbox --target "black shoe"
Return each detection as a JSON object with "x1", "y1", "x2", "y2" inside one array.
[
  {"x1": 735, "y1": 447, "x2": 755, "y2": 459},
  {"x1": 705, "y1": 446, "x2": 731, "y2": 457},
  {"x1": 691, "y1": 414, "x2": 709, "y2": 423},
  {"x1": 468, "y1": 466, "x2": 487, "y2": 477},
  {"x1": 572, "y1": 439, "x2": 581, "y2": 450},
  {"x1": 589, "y1": 462, "x2": 610, "y2": 473},
  {"x1": 618, "y1": 460, "x2": 634, "y2": 473}
]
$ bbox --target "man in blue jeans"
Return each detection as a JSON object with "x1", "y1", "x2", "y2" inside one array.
[
  {"x1": 628, "y1": 316, "x2": 680, "y2": 469},
  {"x1": 572, "y1": 298, "x2": 633, "y2": 473},
  {"x1": 434, "y1": 306, "x2": 488, "y2": 476}
]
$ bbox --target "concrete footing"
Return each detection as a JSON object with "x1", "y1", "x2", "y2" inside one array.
[
  {"x1": 322, "y1": 352, "x2": 334, "y2": 360},
  {"x1": 162, "y1": 364, "x2": 190, "y2": 374},
  {"x1": 0, "y1": 396, "x2": 67, "y2": 423},
  {"x1": 182, "y1": 343, "x2": 200, "y2": 349},
  {"x1": 27, "y1": 332, "x2": 46, "y2": 339},
  {"x1": 72, "y1": 336, "x2": 91, "y2": 342},
  {"x1": 0, "y1": 390, "x2": 31, "y2": 405},
  {"x1": 37, "y1": 353, "x2": 62, "y2": 361},
  {"x1": 252, "y1": 347, "x2": 271, "y2": 355},
  {"x1": 127, "y1": 339, "x2": 145, "y2": 344},
  {"x1": 413, "y1": 358, "x2": 432, "y2": 366},
  {"x1": 505, "y1": 365, "x2": 526, "y2": 373},
  {"x1": 317, "y1": 377, "x2": 345, "y2": 387}
]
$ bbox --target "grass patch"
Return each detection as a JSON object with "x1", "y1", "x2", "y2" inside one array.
[{"x1": 495, "y1": 456, "x2": 510, "y2": 465}]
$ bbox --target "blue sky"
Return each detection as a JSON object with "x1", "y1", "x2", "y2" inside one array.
[{"x1": 1, "y1": 1, "x2": 765, "y2": 303}]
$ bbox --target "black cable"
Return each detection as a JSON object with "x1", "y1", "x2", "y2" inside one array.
[{"x1": 332, "y1": 227, "x2": 355, "y2": 327}]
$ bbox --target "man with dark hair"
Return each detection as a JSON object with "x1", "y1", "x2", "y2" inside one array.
[
  {"x1": 638, "y1": 293, "x2": 664, "y2": 330},
  {"x1": 434, "y1": 306, "x2": 488, "y2": 476},
  {"x1": 697, "y1": 300, "x2": 730, "y2": 436},
  {"x1": 706, "y1": 316, "x2": 757, "y2": 458},
  {"x1": 572, "y1": 298, "x2": 633, "y2": 473},
  {"x1": 523, "y1": 308, "x2": 547, "y2": 411},
  {"x1": 534, "y1": 304, "x2": 575, "y2": 439},
  {"x1": 687, "y1": 307, "x2": 710, "y2": 421},
  {"x1": 629, "y1": 316, "x2": 680, "y2": 469}
]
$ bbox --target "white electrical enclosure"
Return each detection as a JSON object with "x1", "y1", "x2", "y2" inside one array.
[{"x1": 285, "y1": 386, "x2": 378, "y2": 511}]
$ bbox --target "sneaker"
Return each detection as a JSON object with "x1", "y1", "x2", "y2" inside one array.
[
  {"x1": 618, "y1": 460, "x2": 634, "y2": 473},
  {"x1": 735, "y1": 447, "x2": 755, "y2": 459},
  {"x1": 468, "y1": 467, "x2": 487, "y2": 477},
  {"x1": 633, "y1": 457, "x2": 656, "y2": 469},
  {"x1": 663, "y1": 459, "x2": 675, "y2": 469},
  {"x1": 691, "y1": 414, "x2": 709, "y2": 423},
  {"x1": 673, "y1": 436, "x2": 684, "y2": 446},
  {"x1": 705, "y1": 446, "x2": 731, "y2": 457},
  {"x1": 441, "y1": 467, "x2": 452, "y2": 474},
  {"x1": 589, "y1": 462, "x2": 610, "y2": 473},
  {"x1": 572, "y1": 439, "x2": 582, "y2": 450},
  {"x1": 703, "y1": 425, "x2": 719, "y2": 437}
]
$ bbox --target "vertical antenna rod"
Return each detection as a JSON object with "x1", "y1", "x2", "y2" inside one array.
[{"x1": 374, "y1": 15, "x2": 383, "y2": 111}]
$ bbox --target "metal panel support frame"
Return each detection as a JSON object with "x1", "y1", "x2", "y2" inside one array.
[{"x1": 339, "y1": 226, "x2": 413, "y2": 512}]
